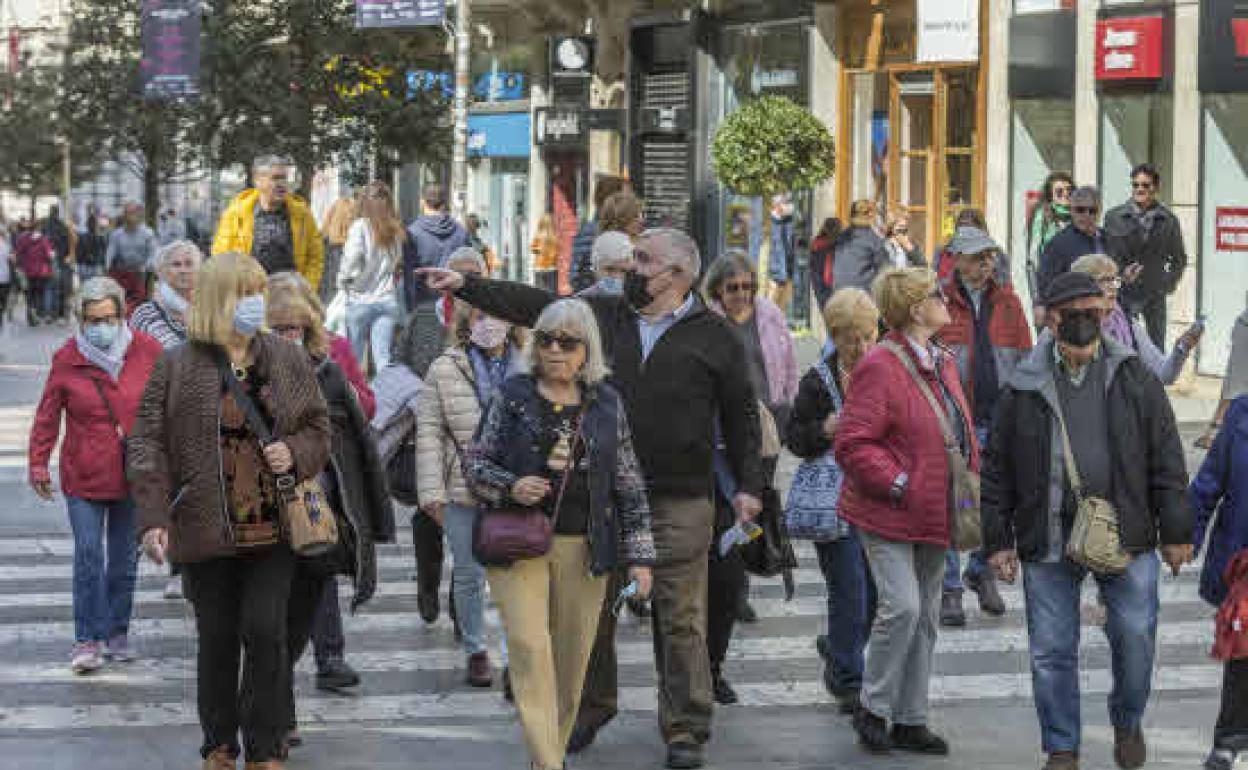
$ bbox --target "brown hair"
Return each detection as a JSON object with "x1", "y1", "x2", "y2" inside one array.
[
  {"x1": 321, "y1": 196, "x2": 359, "y2": 247},
  {"x1": 599, "y1": 191, "x2": 642, "y2": 234},
  {"x1": 361, "y1": 181, "x2": 406, "y2": 250},
  {"x1": 593, "y1": 175, "x2": 629, "y2": 210},
  {"x1": 266, "y1": 273, "x2": 328, "y2": 358}
]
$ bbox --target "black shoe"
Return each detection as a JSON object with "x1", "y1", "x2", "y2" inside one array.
[
  {"x1": 1205, "y1": 747, "x2": 1237, "y2": 770},
  {"x1": 665, "y1": 741, "x2": 704, "y2": 769},
  {"x1": 833, "y1": 688, "x2": 860, "y2": 715},
  {"x1": 815, "y1": 634, "x2": 833, "y2": 664},
  {"x1": 567, "y1": 721, "x2": 603, "y2": 754},
  {"x1": 890, "y1": 724, "x2": 949, "y2": 755},
  {"x1": 501, "y1": 666, "x2": 513, "y2": 702},
  {"x1": 736, "y1": 596, "x2": 758, "y2": 623},
  {"x1": 852, "y1": 705, "x2": 891, "y2": 754},
  {"x1": 712, "y1": 671, "x2": 738, "y2": 705},
  {"x1": 940, "y1": 590, "x2": 967, "y2": 627},
  {"x1": 417, "y1": 587, "x2": 439, "y2": 624},
  {"x1": 964, "y1": 568, "x2": 1006, "y2": 616},
  {"x1": 626, "y1": 594, "x2": 651, "y2": 619},
  {"x1": 316, "y1": 659, "x2": 361, "y2": 691},
  {"x1": 1113, "y1": 726, "x2": 1146, "y2": 770}
]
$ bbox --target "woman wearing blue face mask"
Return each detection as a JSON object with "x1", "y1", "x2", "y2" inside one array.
[
  {"x1": 28, "y1": 277, "x2": 164, "y2": 674},
  {"x1": 127, "y1": 252, "x2": 330, "y2": 770}
]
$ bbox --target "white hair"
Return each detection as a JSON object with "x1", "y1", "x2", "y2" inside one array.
[
  {"x1": 591, "y1": 231, "x2": 634, "y2": 273},
  {"x1": 78, "y1": 277, "x2": 126, "y2": 320},
  {"x1": 522, "y1": 299, "x2": 610, "y2": 385},
  {"x1": 155, "y1": 240, "x2": 203, "y2": 275},
  {"x1": 638, "y1": 227, "x2": 701, "y2": 281}
]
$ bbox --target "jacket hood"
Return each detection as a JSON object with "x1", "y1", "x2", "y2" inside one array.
[
  {"x1": 1009, "y1": 328, "x2": 1137, "y2": 396},
  {"x1": 227, "y1": 188, "x2": 310, "y2": 215},
  {"x1": 414, "y1": 213, "x2": 462, "y2": 238}
]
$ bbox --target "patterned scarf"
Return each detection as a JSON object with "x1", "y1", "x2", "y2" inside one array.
[{"x1": 74, "y1": 322, "x2": 133, "y2": 382}]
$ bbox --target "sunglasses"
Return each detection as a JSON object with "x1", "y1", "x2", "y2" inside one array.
[
  {"x1": 723, "y1": 280, "x2": 757, "y2": 294},
  {"x1": 535, "y1": 330, "x2": 585, "y2": 351},
  {"x1": 1072, "y1": 206, "x2": 1100, "y2": 215},
  {"x1": 1052, "y1": 186, "x2": 1073, "y2": 196},
  {"x1": 1132, "y1": 181, "x2": 1155, "y2": 190}
]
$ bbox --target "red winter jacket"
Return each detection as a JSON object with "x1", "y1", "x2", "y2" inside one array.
[
  {"x1": 28, "y1": 332, "x2": 164, "y2": 500},
  {"x1": 327, "y1": 332, "x2": 376, "y2": 420},
  {"x1": 15, "y1": 232, "x2": 54, "y2": 280},
  {"x1": 937, "y1": 274, "x2": 1033, "y2": 414},
  {"x1": 834, "y1": 330, "x2": 980, "y2": 545},
  {"x1": 1213, "y1": 550, "x2": 1248, "y2": 661}
]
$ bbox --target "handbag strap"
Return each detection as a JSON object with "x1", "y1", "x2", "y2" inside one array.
[
  {"x1": 90, "y1": 378, "x2": 124, "y2": 439},
  {"x1": 880, "y1": 340, "x2": 959, "y2": 452},
  {"x1": 814, "y1": 359, "x2": 842, "y2": 412},
  {"x1": 215, "y1": 353, "x2": 297, "y2": 490},
  {"x1": 547, "y1": 407, "x2": 587, "y2": 530},
  {"x1": 1049, "y1": 396, "x2": 1086, "y2": 498}
]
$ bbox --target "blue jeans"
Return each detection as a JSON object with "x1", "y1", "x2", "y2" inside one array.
[
  {"x1": 445, "y1": 504, "x2": 507, "y2": 661},
  {"x1": 943, "y1": 549, "x2": 989, "y2": 592},
  {"x1": 66, "y1": 497, "x2": 138, "y2": 642},
  {"x1": 813, "y1": 529, "x2": 877, "y2": 694},
  {"x1": 1023, "y1": 551, "x2": 1160, "y2": 754},
  {"x1": 344, "y1": 296, "x2": 399, "y2": 371}
]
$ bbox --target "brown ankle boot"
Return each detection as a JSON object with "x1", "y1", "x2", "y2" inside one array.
[{"x1": 201, "y1": 746, "x2": 236, "y2": 770}]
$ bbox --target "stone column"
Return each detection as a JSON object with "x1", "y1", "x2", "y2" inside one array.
[
  {"x1": 984, "y1": 0, "x2": 1011, "y2": 243},
  {"x1": 1169, "y1": 0, "x2": 1201, "y2": 335},
  {"x1": 1074, "y1": 0, "x2": 1100, "y2": 177}
]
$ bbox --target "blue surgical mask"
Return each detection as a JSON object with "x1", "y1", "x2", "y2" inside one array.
[
  {"x1": 84, "y1": 322, "x2": 119, "y2": 351},
  {"x1": 233, "y1": 295, "x2": 266, "y2": 336},
  {"x1": 596, "y1": 276, "x2": 623, "y2": 294}
]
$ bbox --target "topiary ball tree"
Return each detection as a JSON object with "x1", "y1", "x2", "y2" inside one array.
[{"x1": 711, "y1": 95, "x2": 836, "y2": 199}]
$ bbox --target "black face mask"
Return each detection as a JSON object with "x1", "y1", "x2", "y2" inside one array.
[
  {"x1": 1057, "y1": 309, "x2": 1101, "y2": 347},
  {"x1": 623, "y1": 269, "x2": 655, "y2": 310}
]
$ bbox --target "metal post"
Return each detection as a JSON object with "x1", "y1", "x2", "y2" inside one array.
[{"x1": 450, "y1": 0, "x2": 471, "y2": 221}]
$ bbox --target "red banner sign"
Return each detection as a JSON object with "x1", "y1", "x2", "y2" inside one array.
[
  {"x1": 1096, "y1": 16, "x2": 1166, "y2": 81},
  {"x1": 1234, "y1": 18, "x2": 1248, "y2": 58},
  {"x1": 1217, "y1": 207, "x2": 1248, "y2": 252}
]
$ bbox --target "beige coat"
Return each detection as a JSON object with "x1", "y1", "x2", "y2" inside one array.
[{"x1": 416, "y1": 347, "x2": 483, "y2": 508}]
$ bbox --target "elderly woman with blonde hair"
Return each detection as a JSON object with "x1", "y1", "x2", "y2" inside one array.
[{"x1": 466, "y1": 298, "x2": 655, "y2": 770}]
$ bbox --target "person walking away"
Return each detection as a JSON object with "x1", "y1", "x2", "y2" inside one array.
[
  {"x1": 767, "y1": 194, "x2": 798, "y2": 312},
  {"x1": 935, "y1": 227, "x2": 1032, "y2": 625},
  {"x1": 339, "y1": 181, "x2": 404, "y2": 373},
  {"x1": 404, "y1": 183, "x2": 471, "y2": 308},
  {"x1": 105, "y1": 202, "x2": 159, "y2": 314},
  {"x1": 578, "y1": 231, "x2": 635, "y2": 297},
  {"x1": 466, "y1": 299, "x2": 655, "y2": 770},
  {"x1": 1037, "y1": 186, "x2": 1107, "y2": 318},
  {"x1": 77, "y1": 206, "x2": 110, "y2": 281},
  {"x1": 128, "y1": 252, "x2": 330, "y2": 770},
  {"x1": 318, "y1": 195, "x2": 359, "y2": 306},
  {"x1": 531, "y1": 214, "x2": 561, "y2": 294},
  {"x1": 835, "y1": 267, "x2": 977, "y2": 756},
  {"x1": 159, "y1": 206, "x2": 188, "y2": 245},
  {"x1": 809, "y1": 217, "x2": 842, "y2": 310},
  {"x1": 130, "y1": 240, "x2": 202, "y2": 600},
  {"x1": 883, "y1": 212, "x2": 926, "y2": 269},
  {"x1": 212, "y1": 157, "x2": 324, "y2": 289},
  {"x1": 266, "y1": 282, "x2": 395, "y2": 755},
  {"x1": 0, "y1": 225, "x2": 12, "y2": 332},
  {"x1": 785, "y1": 287, "x2": 880, "y2": 714},
  {"x1": 569, "y1": 175, "x2": 630, "y2": 292},
  {"x1": 419, "y1": 227, "x2": 763, "y2": 770},
  {"x1": 1069, "y1": 254, "x2": 1200, "y2": 385},
  {"x1": 1026, "y1": 172, "x2": 1074, "y2": 319},
  {"x1": 981, "y1": 271, "x2": 1192, "y2": 770},
  {"x1": 28, "y1": 277, "x2": 162, "y2": 673},
  {"x1": 16, "y1": 220, "x2": 56, "y2": 326},
  {"x1": 1190, "y1": 396, "x2": 1248, "y2": 770},
  {"x1": 44, "y1": 204, "x2": 77, "y2": 321},
  {"x1": 831, "y1": 200, "x2": 890, "y2": 293},
  {"x1": 1103, "y1": 163, "x2": 1188, "y2": 352},
  {"x1": 418, "y1": 301, "x2": 524, "y2": 687},
  {"x1": 465, "y1": 214, "x2": 499, "y2": 276}
]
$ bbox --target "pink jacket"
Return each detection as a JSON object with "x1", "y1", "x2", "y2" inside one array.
[{"x1": 709, "y1": 296, "x2": 799, "y2": 406}]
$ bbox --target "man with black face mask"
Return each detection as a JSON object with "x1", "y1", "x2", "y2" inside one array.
[
  {"x1": 981, "y1": 271, "x2": 1192, "y2": 770},
  {"x1": 418, "y1": 228, "x2": 763, "y2": 770}
]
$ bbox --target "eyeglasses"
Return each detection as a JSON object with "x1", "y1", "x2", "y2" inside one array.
[
  {"x1": 271, "y1": 324, "x2": 307, "y2": 336},
  {"x1": 1052, "y1": 185, "x2": 1073, "y2": 197},
  {"x1": 1132, "y1": 181, "x2": 1155, "y2": 190},
  {"x1": 723, "y1": 280, "x2": 756, "y2": 294},
  {"x1": 1098, "y1": 276, "x2": 1123, "y2": 290},
  {"x1": 535, "y1": 330, "x2": 585, "y2": 351},
  {"x1": 1072, "y1": 206, "x2": 1100, "y2": 215}
]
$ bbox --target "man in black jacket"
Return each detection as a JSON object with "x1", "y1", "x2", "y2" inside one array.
[
  {"x1": 1037, "y1": 186, "x2": 1107, "y2": 319},
  {"x1": 419, "y1": 227, "x2": 763, "y2": 770},
  {"x1": 1103, "y1": 163, "x2": 1188, "y2": 352},
  {"x1": 981, "y1": 272, "x2": 1192, "y2": 770}
]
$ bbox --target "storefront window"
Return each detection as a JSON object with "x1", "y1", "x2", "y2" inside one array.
[
  {"x1": 471, "y1": 44, "x2": 532, "y2": 104},
  {"x1": 1099, "y1": 94, "x2": 1173, "y2": 204},
  {"x1": 1010, "y1": 99, "x2": 1075, "y2": 307},
  {"x1": 1199, "y1": 94, "x2": 1248, "y2": 376}
]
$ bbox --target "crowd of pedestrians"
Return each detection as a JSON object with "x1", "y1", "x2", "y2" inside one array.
[{"x1": 15, "y1": 154, "x2": 1248, "y2": 770}]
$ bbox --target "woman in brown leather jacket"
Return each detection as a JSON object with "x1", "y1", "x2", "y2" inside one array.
[{"x1": 127, "y1": 251, "x2": 330, "y2": 770}]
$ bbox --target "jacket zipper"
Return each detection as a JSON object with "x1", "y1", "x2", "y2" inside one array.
[{"x1": 585, "y1": 433, "x2": 597, "y2": 571}]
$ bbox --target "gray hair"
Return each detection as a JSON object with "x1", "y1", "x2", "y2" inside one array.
[
  {"x1": 447, "y1": 246, "x2": 487, "y2": 274},
  {"x1": 252, "y1": 155, "x2": 291, "y2": 176},
  {"x1": 702, "y1": 250, "x2": 755, "y2": 303},
  {"x1": 78, "y1": 277, "x2": 126, "y2": 320},
  {"x1": 591, "y1": 231, "x2": 634, "y2": 273},
  {"x1": 638, "y1": 227, "x2": 701, "y2": 281},
  {"x1": 521, "y1": 299, "x2": 610, "y2": 385},
  {"x1": 1070, "y1": 185, "x2": 1101, "y2": 206},
  {"x1": 155, "y1": 239, "x2": 203, "y2": 275}
]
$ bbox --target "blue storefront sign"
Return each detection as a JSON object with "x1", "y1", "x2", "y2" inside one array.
[
  {"x1": 407, "y1": 70, "x2": 527, "y2": 101},
  {"x1": 467, "y1": 113, "x2": 531, "y2": 158}
]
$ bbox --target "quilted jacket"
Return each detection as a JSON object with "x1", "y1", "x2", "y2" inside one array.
[{"x1": 416, "y1": 347, "x2": 484, "y2": 508}]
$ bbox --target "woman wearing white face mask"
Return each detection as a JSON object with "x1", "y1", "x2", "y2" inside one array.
[
  {"x1": 127, "y1": 252, "x2": 330, "y2": 770},
  {"x1": 130, "y1": 239, "x2": 201, "y2": 349},
  {"x1": 416, "y1": 301, "x2": 525, "y2": 690},
  {"x1": 27, "y1": 277, "x2": 164, "y2": 674}
]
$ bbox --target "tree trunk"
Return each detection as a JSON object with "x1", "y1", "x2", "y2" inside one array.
[{"x1": 142, "y1": 117, "x2": 163, "y2": 227}]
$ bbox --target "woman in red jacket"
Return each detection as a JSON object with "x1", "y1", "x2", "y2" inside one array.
[
  {"x1": 834, "y1": 267, "x2": 979, "y2": 756},
  {"x1": 27, "y1": 277, "x2": 164, "y2": 674}
]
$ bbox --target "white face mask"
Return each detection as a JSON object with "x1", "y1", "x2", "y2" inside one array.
[
  {"x1": 158, "y1": 280, "x2": 189, "y2": 315},
  {"x1": 469, "y1": 316, "x2": 510, "y2": 350}
]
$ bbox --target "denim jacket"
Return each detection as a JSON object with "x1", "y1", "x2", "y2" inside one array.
[{"x1": 465, "y1": 374, "x2": 656, "y2": 574}]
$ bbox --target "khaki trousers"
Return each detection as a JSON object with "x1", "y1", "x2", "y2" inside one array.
[{"x1": 487, "y1": 536, "x2": 607, "y2": 770}]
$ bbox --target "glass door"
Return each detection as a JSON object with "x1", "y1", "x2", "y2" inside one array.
[{"x1": 890, "y1": 71, "x2": 936, "y2": 254}]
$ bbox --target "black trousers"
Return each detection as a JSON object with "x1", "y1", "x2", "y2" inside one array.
[
  {"x1": 25, "y1": 277, "x2": 46, "y2": 323},
  {"x1": 1216, "y1": 658, "x2": 1248, "y2": 750},
  {"x1": 284, "y1": 563, "x2": 345, "y2": 730},
  {"x1": 0, "y1": 282, "x2": 10, "y2": 328},
  {"x1": 183, "y1": 546, "x2": 295, "y2": 763},
  {"x1": 412, "y1": 510, "x2": 444, "y2": 601},
  {"x1": 706, "y1": 547, "x2": 747, "y2": 673},
  {"x1": 1138, "y1": 293, "x2": 1167, "y2": 353}
]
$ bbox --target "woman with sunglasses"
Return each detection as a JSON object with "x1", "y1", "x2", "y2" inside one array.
[
  {"x1": 1069, "y1": 254, "x2": 1200, "y2": 385},
  {"x1": 1027, "y1": 172, "x2": 1074, "y2": 264},
  {"x1": 835, "y1": 267, "x2": 977, "y2": 756},
  {"x1": 466, "y1": 299, "x2": 655, "y2": 770}
]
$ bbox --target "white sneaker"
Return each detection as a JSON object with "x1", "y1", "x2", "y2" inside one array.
[
  {"x1": 164, "y1": 575, "x2": 183, "y2": 599},
  {"x1": 70, "y1": 641, "x2": 103, "y2": 674}
]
